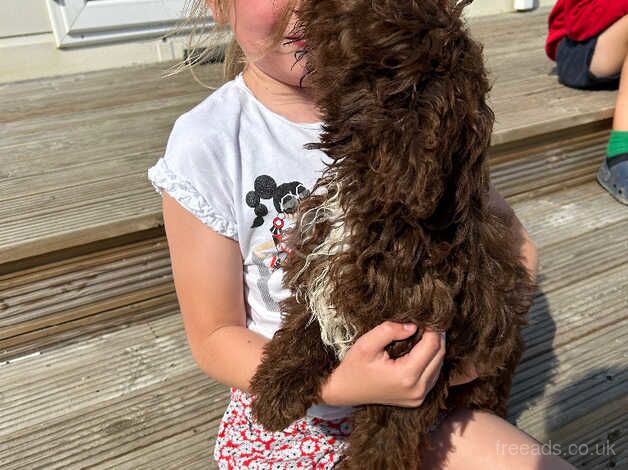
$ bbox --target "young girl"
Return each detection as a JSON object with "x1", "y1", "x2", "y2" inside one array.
[
  {"x1": 147, "y1": 1, "x2": 575, "y2": 468},
  {"x1": 546, "y1": 0, "x2": 628, "y2": 204}
]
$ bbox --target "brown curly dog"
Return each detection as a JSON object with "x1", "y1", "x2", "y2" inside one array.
[{"x1": 249, "y1": 1, "x2": 537, "y2": 468}]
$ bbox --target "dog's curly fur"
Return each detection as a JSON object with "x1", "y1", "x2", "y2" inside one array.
[{"x1": 249, "y1": 1, "x2": 537, "y2": 468}]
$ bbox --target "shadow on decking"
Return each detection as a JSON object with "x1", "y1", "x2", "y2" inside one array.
[{"x1": 510, "y1": 291, "x2": 558, "y2": 427}]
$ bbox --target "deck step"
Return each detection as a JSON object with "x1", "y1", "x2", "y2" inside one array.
[
  {"x1": 489, "y1": 121, "x2": 611, "y2": 203},
  {"x1": 1, "y1": 178, "x2": 625, "y2": 469},
  {"x1": 0, "y1": 312, "x2": 229, "y2": 470},
  {"x1": 0, "y1": 127, "x2": 617, "y2": 360},
  {"x1": 0, "y1": 7, "x2": 617, "y2": 269},
  {"x1": 0, "y1": 237, "x2": 175, "y2": 361}
]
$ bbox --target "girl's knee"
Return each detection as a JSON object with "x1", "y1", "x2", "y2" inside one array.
[
  {"x1": 591, "y1": 16, "x2": 628, "y2": 78},
  {"x1": 422, "y1": 408, "x2": 577, "y2": 470}
]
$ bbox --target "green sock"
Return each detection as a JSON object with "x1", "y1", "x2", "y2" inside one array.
[{"x1": 607, "y1": 130, "x2": 628, "y2": 158}]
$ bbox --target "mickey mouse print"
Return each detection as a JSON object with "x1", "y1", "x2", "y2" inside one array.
[{"x1": 246, "y1": 174, "x2": 311, "y2": 273}]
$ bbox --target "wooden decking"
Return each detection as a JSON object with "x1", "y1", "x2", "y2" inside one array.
[
  {"x1": 0, "y1": 7, "x2": 625, "y2": 469},
  {"x1": 0, "y1": 9, "x2": 617, "y2": 268}
]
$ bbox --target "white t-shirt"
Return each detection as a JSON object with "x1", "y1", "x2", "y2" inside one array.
[{"x1": 147, "y1": 72, "x2": 354, "y2": 420}]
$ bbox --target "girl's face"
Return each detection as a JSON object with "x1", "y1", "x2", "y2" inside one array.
[{"x1": 217, "y1": 0, "x2": 307, "y2": 87}]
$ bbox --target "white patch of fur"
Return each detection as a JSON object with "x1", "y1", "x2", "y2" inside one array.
[{"x1": 287, "y1": 176, "x2": 360, "y2": 360}]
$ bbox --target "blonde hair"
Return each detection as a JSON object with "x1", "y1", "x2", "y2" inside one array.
[{"x1": 163, "y1": 0, "x2": 297, "y2": 87}]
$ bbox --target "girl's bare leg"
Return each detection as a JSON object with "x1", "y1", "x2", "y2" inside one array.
[
  {"x1": 590, "y1": 14, "x2": 628, "y2": 131},
  {"x1": 610, "y1": 53, "x2": 628, "y2": 131},
  {"x1": 589, "y1": 14, "x2": 628, "y2": 80},
  {"x1": 422, "y1": 407, "x2": 577, "y2": 469}
]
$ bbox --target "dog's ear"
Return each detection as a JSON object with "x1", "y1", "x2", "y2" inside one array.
[{"x1": 298, "y1": 0, "x2": 495, "y2": 224}]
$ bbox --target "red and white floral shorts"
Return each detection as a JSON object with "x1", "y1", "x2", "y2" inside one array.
[
  {"x1": 213, "y1": 387, "x2": 448, "y2": 469},
  {"x1": 213, "y1": 388, "x2": 353, "y2": 469}
]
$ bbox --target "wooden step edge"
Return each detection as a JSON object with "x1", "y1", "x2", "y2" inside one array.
[
  {"x1": 491, "y1": 109, "x2": 614, "y2": 148},
  {"x1": 0, "y1": 117, "x2": 613, "y2": 273},
  {"x1": 0, "y1": 225, "x2": 164, "y2": 276},
  {"x1": 489, "y1": 118, "x2": 613, "y2": 163},
  {"x1": 0, "y1": 236, "x2": 169, "y2": 289}
]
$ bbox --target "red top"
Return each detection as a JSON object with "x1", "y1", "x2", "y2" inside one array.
[{"x1": 546, "y1": 0, "x2": 628, "y2": 61}]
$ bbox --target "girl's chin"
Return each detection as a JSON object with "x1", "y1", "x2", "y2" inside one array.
[{"x1": 256, "y1": 63, "x2": 309, "y2": 88}]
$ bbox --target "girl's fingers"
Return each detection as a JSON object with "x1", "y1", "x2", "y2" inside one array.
[
  {"x1": 396, "y1": 352, "x2": 444, "y2": 408},
  {"x1": 413, "y1": 330, "x2": 446, "y2": 390},
  {"x1": 359, "y1": 320, "x2": 417, "y2": 354},
  {"x1": 398, "y1": 328, "x2": 444, "y2": 375}
]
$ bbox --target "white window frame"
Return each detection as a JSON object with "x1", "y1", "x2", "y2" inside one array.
[{"x1": 46, "y1": 0, "x2": 213, "y2": 48}]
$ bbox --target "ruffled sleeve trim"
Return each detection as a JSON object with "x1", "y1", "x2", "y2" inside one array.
[{"x1": 147, "y1": 157, "x2": 239, "y2": 241}]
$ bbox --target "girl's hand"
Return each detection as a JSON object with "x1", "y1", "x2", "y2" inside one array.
[{"x1": 321, "y1": 321, "x2": 446, "y2": 408}]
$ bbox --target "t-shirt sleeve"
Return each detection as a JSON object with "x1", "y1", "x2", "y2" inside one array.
[{"x1": 147, "y1": 115, "x2": 239, "y2": 241}]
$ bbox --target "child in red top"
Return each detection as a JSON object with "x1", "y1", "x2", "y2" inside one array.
[{"x1": 546, "y1": 0, "x2": 628, "y2": 205}]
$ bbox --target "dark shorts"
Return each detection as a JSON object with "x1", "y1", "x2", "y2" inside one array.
[{"x1": 556, "y1": 35, "x2": 621, "y2": 90}]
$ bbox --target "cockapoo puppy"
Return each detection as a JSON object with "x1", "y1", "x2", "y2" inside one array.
[{"x1": 250, "y1": 1, "x2": 537, "y2": 468}]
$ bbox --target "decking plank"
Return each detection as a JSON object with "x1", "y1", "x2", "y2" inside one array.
[
  {"x1": 511, "y1": 181, "x2": 628, "y2": 248},
  {"x1": 0, "y1": 63, "x2": 221, "y2": 124},
  {"x1": 489, "y1": 128, "x2": 610, "y2": 202}
]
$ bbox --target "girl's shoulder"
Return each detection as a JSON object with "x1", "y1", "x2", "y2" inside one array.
[
  {"x1": 174, "y1": 75, "x2": 246, "y2": 149},
  {"x1": 168, "y1": 72, "x2": 324, "y2": 176},
  {"x1": 146, "y1": 77, "x2": 248, "y2": 242},
  {"x1": 180, "y1": 72, "x2": 322, "y2": 141}
]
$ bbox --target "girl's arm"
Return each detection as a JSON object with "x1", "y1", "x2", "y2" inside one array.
[
  {"x1": 488, "y1": 182, "x2": 540, "y2": 281},
  {"x1": 162, "y1": 191, "x2": 268, "y2": 392},
  {"x1": 448, "y1": 184, "x2": 539, "y2": 387},
  {"x1": 162, "y1": 191, "x2": 344, "y2": 397}
]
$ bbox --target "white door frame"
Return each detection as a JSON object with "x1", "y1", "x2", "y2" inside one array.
[{"x1": 46, "y1": 0, "x2": 212, "y2": 48}]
